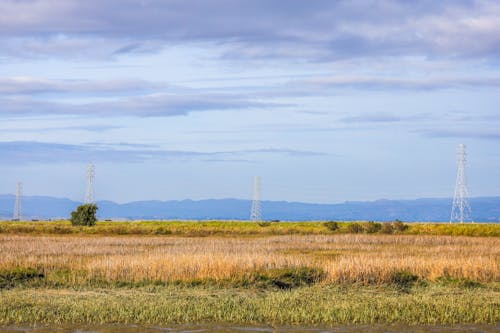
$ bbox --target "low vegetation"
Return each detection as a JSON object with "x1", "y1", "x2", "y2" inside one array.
[
  {"x1": 0, "y1": 220, "x2": 498, "y2": 237},
  {"x1": 0, "y1": 222, "x2": 498, "y2": 326},
  {"x1": 0, "y1": 284, "x2": 498, "y2": 326},
  {"x1": 0, "y1": 267, "x2": 44, "y2": 289},
  {"x1": 0, "y1": 233, "x2": 497, "y2": 287}
]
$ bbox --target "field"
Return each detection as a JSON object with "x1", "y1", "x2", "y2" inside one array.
[{"x1": 0, "y1": 221, "x2": 499, "y2": 326}]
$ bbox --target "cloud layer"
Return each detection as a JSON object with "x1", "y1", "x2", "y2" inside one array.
[
  {"x1": 0, "y1": 141, "x2": 326, "y2": 164},
  {"x1": 0, "y1": 88, "x2": 283, "y2": 117},
  {"x1": 1, "y1": 1, "x2": 499, "y2": 203},
  {"x1": 0, "y1": 0, "x2": 499, "y2": 61},
  {"x1": 1, "y1": 74, "x2": 499, "y2": 117},
  {"x1": 1, "y1": 1, "x2": 499, "y2": 118}
]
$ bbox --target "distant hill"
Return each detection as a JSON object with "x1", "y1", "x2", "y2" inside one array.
[{"x1": 0, "y1": 194, "x2": 499, "y2": 222}]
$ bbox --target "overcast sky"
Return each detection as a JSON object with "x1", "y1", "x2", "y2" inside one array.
[{"x1": 1, "y1": 0, "x2": 499, "y2": 203}]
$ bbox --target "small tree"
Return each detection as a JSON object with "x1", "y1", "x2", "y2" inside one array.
[
  {"x1": 70, "y1": 204, "x2": 98, "y2": 226},
  {"x1": 324, "y1": 221, "x2": 340, "y2": 232},
  {"x1": 392, "y1": 220, "x2": 409, "y2": 233},
  {"x1": 363, "y1": 221, "x2": 382, "y2": 233}
]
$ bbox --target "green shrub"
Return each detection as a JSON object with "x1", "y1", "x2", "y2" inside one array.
[
  {"x1": 70, "y1": 204, "x2": 98, "y2": 226},
  {"x1": 380, "y1": 223, "x2": 394, "y2": 234},
  {"x1": 324, "y1": 221, "x2": 339, "y2": 231},
  {"x1": 153, "y1": 227, "x2": 172, "y2": 235},
  {"x1": 347, "y1": 223, "x2": 363, "y2": 234},
  {"x1": 363, "y1": 221, "x2": 382, "y2": 233},
  {"x1": 392, "y1": 220, "x2": 409, "y2": 232}
]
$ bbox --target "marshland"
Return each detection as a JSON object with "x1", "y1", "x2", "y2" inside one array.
[{"x1": 0, "y1": 221, "x2": 498, "y2": 328}]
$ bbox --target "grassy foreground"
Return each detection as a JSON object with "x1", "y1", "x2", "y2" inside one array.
[
  {"x1": 1, "y1": 284, "x2": 498, "y2": 326},
  {"x1": 0, "y1": 222, "x2": 498, "y2": 327}
]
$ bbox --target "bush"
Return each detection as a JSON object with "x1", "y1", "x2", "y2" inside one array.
[
  {"x1": 363, "y1": 221, "x2": 382, "y2": 233},
  {"x1": 347, "y1": 223, "x2": 363, "y2": 234},
  {"x1": 153, "y1": 227, "x2": 172, "y2": 235},
  {"x1": 380, "y1": 223, "x2": 394, "y2": 234},
  {"x1": 70, "y1": 204, "x2": 98, "y2": 226},
  {"x1": 324, "y1": 221, "x2": 339, "y2": 231},
  {"x1": 392, "y1": 220, "x2": 409, "y2": 232}
]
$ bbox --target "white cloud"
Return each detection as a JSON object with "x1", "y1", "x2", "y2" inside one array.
[
  {"x1": 0, "y1": 141, "x2": 325, "y2": 164},
  {"x1": 0, "y1": 0, "x2": 499, "y2": 61}
]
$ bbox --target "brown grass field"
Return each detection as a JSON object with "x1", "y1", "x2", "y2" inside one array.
[
  {"x1": 1, "y1": 233, "x2": 498, "y2": 285},
  {"x1": 1, "y1": 227, "x2": 499, "y2": 326}
]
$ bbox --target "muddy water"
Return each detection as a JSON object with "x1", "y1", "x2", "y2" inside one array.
[{"x1": 0, "y1": 325, "x2": 499, "y2": 333}]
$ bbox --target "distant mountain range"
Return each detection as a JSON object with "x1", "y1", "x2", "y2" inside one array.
[{"x1": 0, "y1": 195, "x2": 499, "y2": 222}]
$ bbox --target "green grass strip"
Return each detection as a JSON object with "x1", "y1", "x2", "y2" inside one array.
[
  {"x1": 0, "y1": 221, "x2": 499, "y2": 237},
  {"x1": 0, "y1": 285, "x2": 498, "y2": 326}
]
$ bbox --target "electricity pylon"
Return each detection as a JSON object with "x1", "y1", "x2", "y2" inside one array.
[
  {"x1": 450, "y1": 144, "x2": 473, "y2": 223},
  {"x1": 13, "y1": 182, "x2": 22, "y2": 221},
  {"x1": 84, "y1": 163, "x2": 95, "y2": 204},
  {"x1": 250, "y1": 176, "x2": 262, "y2": 221}
]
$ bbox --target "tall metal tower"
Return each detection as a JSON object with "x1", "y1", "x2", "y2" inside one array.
[
  {"x1": 450, "y1": 144, "x2": 473, "y2": 223},
  {"x1": 84, "y1": 163, "x2": 95, "y2": 204},
  {"x1": 250, "y1": 176, "x2": 262, "y2": 221},
  {"x1": 13, "y1": 182, "x2": 22, "y2": 221}
]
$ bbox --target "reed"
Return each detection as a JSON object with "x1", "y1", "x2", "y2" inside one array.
[
  {"x1": 1, "y1": 231, "x2": 498, "y2": 326},
  {"x1": 0, "y1": 234, "x2": 497, "y2": 286}
]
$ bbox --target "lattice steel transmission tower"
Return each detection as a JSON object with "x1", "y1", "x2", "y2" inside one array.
[
  {"x1": 250, "y1": 176, "x2": 262, "y2": 221},
  {"x1": 450, "y1": 144, "x2": 473, "y2": 223},
  {"x1": 13, "y1": 182, "x2": 22, "y2": 221},
  {"x1": 84, "y1": 163, "x2": 95, "y2": 204}
]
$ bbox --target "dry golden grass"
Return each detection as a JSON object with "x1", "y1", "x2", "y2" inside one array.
[{"x1": 0, "y1": 234, "x2": 498, "y2": 285}]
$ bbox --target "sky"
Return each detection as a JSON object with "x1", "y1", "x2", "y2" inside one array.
[{"x1": 0, "y1": 0, "x2": 499, "y2": 204}]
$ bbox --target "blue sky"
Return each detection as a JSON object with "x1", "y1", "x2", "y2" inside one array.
[{"x1": 0, "y1": 0, "x2": 499, "y2": 203}]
